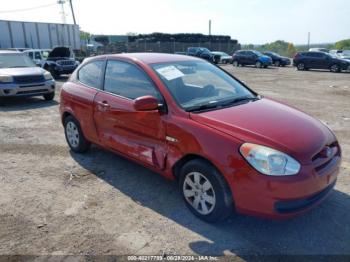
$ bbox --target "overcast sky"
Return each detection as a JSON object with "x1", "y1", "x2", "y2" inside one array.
[{"x1": 0, "y1": 0, "x2": 349, "y2": 44}]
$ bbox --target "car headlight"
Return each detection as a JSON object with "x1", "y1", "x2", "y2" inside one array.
[
  {"x1": 240, "y1": 143, "x2": 301, "y2": 176},
  {"x1": 0, "y1": 75, "x2": 14, "y2": 83},
  {"x1": 44, "y1": 71, "x2": 53, "y2": 80}
]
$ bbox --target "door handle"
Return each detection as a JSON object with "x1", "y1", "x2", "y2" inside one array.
[{"x1": 97, "y1": 101, "x2": 110, "y2": 108}]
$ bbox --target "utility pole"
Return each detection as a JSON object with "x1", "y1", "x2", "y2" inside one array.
[
  {"x1": 57, "y1": 0, "x2": 67, "y2": 24},
  {"x1": 69, "y1": 0, "x2": 77, "y2": 25},
  {"x1": 307, "y1": 32, "x2": 310, "y2": 50},
  {"x1": 209, "y1": 19, "x2": 212, "y2": 35}
]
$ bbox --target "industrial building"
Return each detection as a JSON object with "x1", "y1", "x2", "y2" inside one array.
[{"x1": 0, "y1": 19, "x2": 80, "y2": 50}]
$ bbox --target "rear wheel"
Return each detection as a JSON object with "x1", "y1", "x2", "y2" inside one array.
[
  {"x1": 64, "y1": 116, "x2": 90, "y2": 153},
  {"x1": 330, "y1": 64, "x2": 341, "y2": 73},
  {"x1": 179, "y1": 159, "x2": 233, "y2": 223},
  {"x1": 43, "y1": 92, "x2": 55, "y2": 101},
  {"x1": 297, "y1": 63, "x2": 305, "y2": 71}
]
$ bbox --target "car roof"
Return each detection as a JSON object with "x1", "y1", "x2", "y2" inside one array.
[
  {"x1": 98, "y1": 53, "x2": 201, "y2": 64},
  {"x1": 0, "y1": 50, "x2": 22, "y2": 54},
  {"x1": 23, "y1": 49, "x2": 45, "y2": 52}
]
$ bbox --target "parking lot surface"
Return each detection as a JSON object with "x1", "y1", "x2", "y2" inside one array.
[{"x1": 0, "y1": 67, "x2": 349, "y2": 258}]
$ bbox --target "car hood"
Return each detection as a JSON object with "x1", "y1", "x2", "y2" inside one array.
[
  {"x1": 0, "y1": 67, "x2": 45, "y2": 76},
  {"x1": 259, "y1": 55, "x2": 272, "y2": 62},
  {"x1": 48, "y1": 47, "x2": 71, "y2": 59},
  {"x1": 190, "y1": 98, "x2": 335, "y2": 164}
]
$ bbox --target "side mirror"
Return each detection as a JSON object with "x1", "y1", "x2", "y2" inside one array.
[{"x1": 133, "y1": 95, "x2": 159, "y2": 111}]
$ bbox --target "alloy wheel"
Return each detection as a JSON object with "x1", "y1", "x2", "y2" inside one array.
[
  {"x1": 66, "y1": 121, "x2": 80, "y2": 148},
  {"x1": 331, "y1": 64, "x2": 339, "y2": 73},
  {"x1": 297, "y1": 63, "x2": 305, "y2": 70},
  {"x1": 183, "y1": 172, "x2": 216, "y2": 215}
]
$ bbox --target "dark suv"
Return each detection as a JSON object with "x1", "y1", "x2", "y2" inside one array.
[
  {"x1": 187, "y1": 47, "x2": 220, "y2": 63},
  {"x1": 293, "y1": 51, "x2": 350, "y2": 73},
  {"x1": 232, "y1": 50, "x2": 272, "y2": 68},
  {"x1": 263, "y1": 51, "x2": 291, "y2": 67}
]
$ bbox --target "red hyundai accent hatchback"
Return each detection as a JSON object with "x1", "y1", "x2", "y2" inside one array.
[{"x1": 60, "y1": 53, "x2": 341, "y2": 222}]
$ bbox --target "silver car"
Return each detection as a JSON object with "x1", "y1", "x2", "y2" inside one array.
[{"x1": 0, "y1": 50, "x2": 55, "y2": 103}]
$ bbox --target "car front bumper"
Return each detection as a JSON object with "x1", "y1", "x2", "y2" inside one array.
[
  {"x1": 230, "y1": 152, "x2": 341, "y2": 219},
  {"x1": 260, "y1": 60, "x2": 272, "y2": 66},
  {"x1": 54, "y1": 65, "x2": 78, "y2": 74},
  {"x1": 0, "y1": 80, "x2": 55, "y2": 97}
]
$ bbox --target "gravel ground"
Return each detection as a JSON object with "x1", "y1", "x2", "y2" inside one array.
[{"x1": 0, "y1": 67, "x2": 349, "y2": 259}]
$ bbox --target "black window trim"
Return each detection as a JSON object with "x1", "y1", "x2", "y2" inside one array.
[
  {"x1": 77, "y1": 58, "x2": 106, "y2": 90},
  {"x1": 101, "y1": 58, "x2": 166, "y2": 105}
]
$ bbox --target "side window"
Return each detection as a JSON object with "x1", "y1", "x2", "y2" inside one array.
[
  {"x1": 78, "y1": 60, "x2": 104, "y2": 88},
  {"x1": 34, "y1": 52, "x2": 41, "y2": 60},
  {"x1": 104, "y1": 60, "x2": 160, "y2": 100},
  {"x1": 28, "y1": 52, "x2": 34, "y2": 59}
]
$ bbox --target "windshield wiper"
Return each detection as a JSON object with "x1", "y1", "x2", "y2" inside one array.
[
  {"x1": 185, "y1": 101, "x2": 221, "y2": 112},
  {"x1": 219, "y1": 96, "x2": 260, "y2": 107},
  {"x1": 186, "y1": 96, "x2": 260, "y2": 113}
]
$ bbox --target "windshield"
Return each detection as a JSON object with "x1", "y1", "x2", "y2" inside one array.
[
  {"x1": 152, "y1": 60, "x2": 256, "y2": 112},
  {"x1": 326, "y1": 53, "x2": 337, "y2": 58},
  {"x1": 252, "y1": 50, "x2": 263, "y2": 56},
  {"x1": 0, "y1": 54, "x2": 36, "y2": 68}
]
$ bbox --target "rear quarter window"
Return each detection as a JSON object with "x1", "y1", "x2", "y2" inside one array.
[{"x1": 78, "y1": 60, "x2": 104, "y2": 89}]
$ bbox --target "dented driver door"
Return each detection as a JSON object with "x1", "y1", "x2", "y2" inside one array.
[{"x1": 93, "y1": 59, "x2": 167, "y2": 170}]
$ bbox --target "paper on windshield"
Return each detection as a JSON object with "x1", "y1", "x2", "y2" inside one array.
[{"x1": 156, "y1": 65, "x2": 184, "y2": 81}]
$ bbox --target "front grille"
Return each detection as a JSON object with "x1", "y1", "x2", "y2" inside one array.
[
  {"x1": 312, "y1": 142, "x2": 341, "y2": 175},
  {"x1": 17, "y1": 89, "x2": 48, "y2": 95},
  {"x1": 14, "y1": 75, "x2": 45, "y2": 84},
  {"x1": 57, "y1": 60, "x2": 75, "y2": 66}
]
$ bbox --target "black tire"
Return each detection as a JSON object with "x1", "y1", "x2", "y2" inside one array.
[
  {"x1": 330, "y1": 64, "x2": 341, "y2": 73},
  {"x1": 179, "y1": 159, "x2": 234, "y2": 223},
  {"x1": 232, "y1": 61, "x2": 239, "y2": 67},
  {"x1": 64, "y1": 115, "x2": 91, "y2": 153},
  {"x1": 43, "y1": 92, "x2": 55, "y2": 101},
  {"x1": 275, "y1": 61, "x2": 280, "y2": 67},
  {"x1": 297, "y1": 63, "x2": 305, "y2": 71},
  {"x1": 263, "y1": 65, "x2": 268, "y2": 68},
  {"x1": 0, "y1": 97, "x2": 4, "y2": 106}
]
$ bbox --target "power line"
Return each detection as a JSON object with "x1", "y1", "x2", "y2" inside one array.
[{"x1": 0, "y1": 3, "x2": 57, "y2": 14}]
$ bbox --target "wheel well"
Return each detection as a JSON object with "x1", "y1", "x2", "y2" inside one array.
[
  {"x1": 62, "y1": 112, "x2": 72, "y2": 125},
  {"x1": 172, "y1": 154, "x2": 216, "y2": 181}
]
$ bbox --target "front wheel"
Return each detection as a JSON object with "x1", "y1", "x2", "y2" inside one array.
[
  {"x1": 297, "y1": 63, "x2": 305, "y2": 71},
  {"x1": 330, "y1": 64, "x2": 341, "y2": 73},
  {"x1": 43, "y1": 92, "x2": 55, "y2": 101},
  {"x1": 255, "y1": 61, "x2": 262, "y2": 68},
  {"x1": 64, "y1": 116, "x2": 91, "y2": 153},
  {"x1": 179, "y1": 159, "x2": 233, "y2": 223}
]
